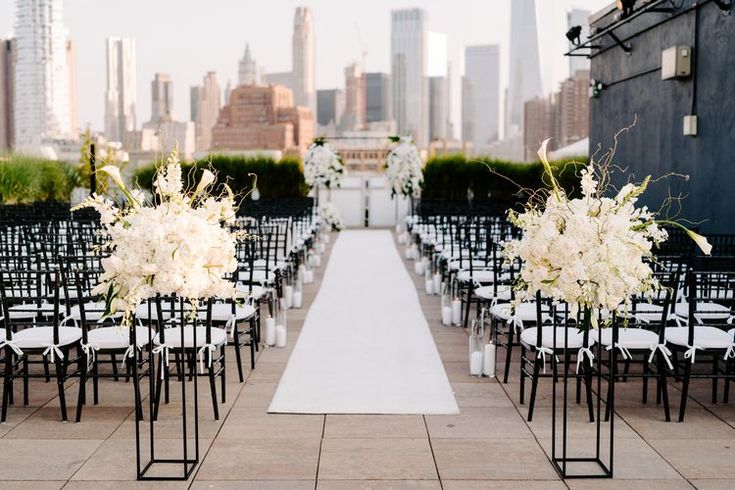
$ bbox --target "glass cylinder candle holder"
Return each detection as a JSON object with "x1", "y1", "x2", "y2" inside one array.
[
  {"x1": 469, "y1": 318, "x2": 484, "y2": 376},
  {"x1": 441, "y1": 283, "x2": 452, "y2": 326}
]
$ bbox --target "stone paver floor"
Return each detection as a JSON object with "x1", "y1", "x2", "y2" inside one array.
[{"x1": 1, "y1": 231, "x2": 734, "y2": 489}]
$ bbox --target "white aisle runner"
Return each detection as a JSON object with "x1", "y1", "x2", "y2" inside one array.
[{"x1": 269, "y1": 230, "x2": 459, "y2": 414}]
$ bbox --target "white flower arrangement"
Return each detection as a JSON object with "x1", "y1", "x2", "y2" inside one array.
[
  {"x1": 303, "y1": 138, "x2": 344, "y2": 190},
  {"x1": 73, "y1": 148, "x2": 242, "y2": 325},
  {"x1": 318, "y1": 202, "x2": 343, "y2": 231},
  {"x1": 504, "y1": 139, "x2": 710, "y2": 324},
  {"x1": 385, "y1": 136, "x2": 423, "y2": 198}
]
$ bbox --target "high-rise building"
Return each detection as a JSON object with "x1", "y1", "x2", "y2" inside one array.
[
  {"x1": 567, "y1": 9, "x2": 591, "y2": 76},
  {"x1": 558, "y1": 69, "x2": 589, "y2": 147},
  {"x1": 365, "y1": 72, "x2": 391, "y2": 124},
  {"x1": 292, "y1": 6, "x2": 316, "y2": 116},
  {"x1": 316, "y1": 89, "x2": 345, "y2": 128},
  {"x1": 428, "y1": 76, "x2": 448, "y2": 142},
  {"x1": 463, "y1": 45, "x2": 500, "y2": 153},
  {"x1": 523, "y1": 94, "x2": 558, "y2": 161},
  {"x1": 224, "y1": 80, "x2": 232, "y2": 105},
  {"x1": 104, "y1": 37, "x2": 136, "y2": 143},
  {"x1": 0, "y1": 38, "x2": 15, "y2": 151},
  {"x1": 211, "y1": 84, "x2": 314, "y2": 154},
  {"x1": 192, "y1": 71, "x2": 221, "y2": 150},
  {"x1": 342, "y1": 62, "x2": 365, "y2": 132},
  {"x1": 13, "y1": 0, "x2": 72, "y2": 150},
  {"x1": 151, "y1": 73, "x2": 174, "y2": 122},
  {"x1": 264, "y1": 71, "x2": 292, "y2": 89},
  {"x1": 239, "y1": 44, "x2": 260, "y2": 86},
  {"x1": 190, "y1": 86, "x2": 199, "y2": 122},
  {"x1": 506, "y1": 0, "x2": 543, "y2": 139},
  {"x1": 391, "y1": 8, "x2": 428, "y2": 148},
  {"x1": 66, "y1": 39, "x2": 78, "y2": 138}
]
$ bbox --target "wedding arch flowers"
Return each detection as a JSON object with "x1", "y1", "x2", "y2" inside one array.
[
  {"x1": 385, "y1": 135, "x2": 423, "y2": 198},
  {"x1": 73, "y1": 148, "x2": 241, "y2": 325},
  {"x1": 504, "y1": 139, "x2": 710, "y2": 323},
  {"x1": 303, "y1": 137, "x2": 344, "y2": 190}
]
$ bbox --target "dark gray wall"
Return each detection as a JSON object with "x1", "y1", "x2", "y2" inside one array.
[{"x1": 589, "y1": 0, "x2": 735, "y2": 233}]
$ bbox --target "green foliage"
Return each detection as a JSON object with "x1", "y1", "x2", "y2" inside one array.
[
  {"x1": 0, "y1": 155, "x2": 81, "y2": 204},
  {"x1": 134, "y1": 154, "x2": 308, "y2": 200},
  {"x1": 422, "y1": 154, "x2": 587, "y2": 206}
]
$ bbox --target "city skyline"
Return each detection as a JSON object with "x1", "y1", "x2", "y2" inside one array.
[{"x1": 0, "y1": 0, "x2": 610, "y2": 135}]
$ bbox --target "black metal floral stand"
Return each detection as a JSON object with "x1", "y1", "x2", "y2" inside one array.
[
  {"x1": 551, "y1": 308, "x2": 616, "y2": 479},
  {"x1": 133, "y1": 298, "x2": 199, "y2": 480}
]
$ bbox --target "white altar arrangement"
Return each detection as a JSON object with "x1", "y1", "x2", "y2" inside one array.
[
  {"x1": 303, "y1": 137, "x2": 344, "y2": 190},
  {"x1": 504, "y1": 139, "x2": 710, "y2": 324},
  {"x1": 319, "y1": 202, "x2": 344, "y2": 231},
  {"x1": 386, "y1": 135, "x2": 423, "y2": 198},
  {"x1": 73, "y1": 148, "x2": 242, "y2": 325}
]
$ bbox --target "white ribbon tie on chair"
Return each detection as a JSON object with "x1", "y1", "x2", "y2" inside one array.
[
  {"x1": 225, "y1": 315, "x2": 237, "y2": 338},
  {"x1": 80, "y1": 343, "x2": 100, "y2": 370},
  {"x1": 648, "y1": 343, "x2": 674, "y2": 370},
  {"x1": 151, "y1": 343, "x2": 171, "y2": 379},
  {"x1": 576, "y1": 347, "x2": 595, "y2": 373},
  {"x1": 684, "y1": 344, "x2": 700, "y2": 363},
  {"x1": 606, "y1": 343, "x2": 632, "y2": 360},
  {"x1": 41, "y1": 343, "x2": 64, "y2": 363},
  {"x1": 121, "y1": 344, "x2": 142, "y2": 367},
  {"x1": 723, "y1": 343, "x2": 735, "y2": 361},
  {"x1": 197, "y1": 343, "x2": 217, "y2": 374},
  {"x1": 535, "y1": 346, "x2": 555, "y2": 374},
  {"x1": 509, "y1": 314, "x2": 524, "y2": 333},
  {"x1": 0, "y1": 339, "x2": 24, "y2": 357}
]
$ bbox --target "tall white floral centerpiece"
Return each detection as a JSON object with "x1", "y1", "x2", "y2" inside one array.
[
  {"x1": 73, "y1": 148, "x2": 242, "y2": 325},
  {"x1": 504, "y1": 139, "x2": 710, "y2": 324},
  {"x1": 303, "y1": 137, "x2": 344, "y2": 204},
  {"x1": 385, "y1": 135, "x2": 423, "y2": 199}
]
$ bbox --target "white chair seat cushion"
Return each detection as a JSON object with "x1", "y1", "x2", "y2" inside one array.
[
  {"x1": 87, "y1": 326, "x2": 153, "y2": 349},
  {"x1": 591, "y1": 327, "x2": 659, "y2": 350},
  {"x1": 490, "y1": 302, "x2": 546, "y2": 324},
  {"x1": 674, "y1": 302, "x2": 732, "y2": 322},
  {"x1": 253, "y1": 259, "x2": 287, "y2": 271},
  {"x1": 236, "y1": 284, "x2": 268, "y2": 299},
  {"x1": 520, "y1": 326, "x2": 586, "y2": 349},
  {"x1": 449, "y1": 259, "x2": 487, "y2": 271},
  {"x1": 457, "y1": 269, "x2": 495, "y2": 283},
  {"x1": 202, "y1": 303, "x2": 257, "y2": 323},
  {"x1": 68, "y1": 302, "x2": 122, "y2": 322},
  {"x1": 8, "y1": 303, "x2": 55, "y2": 319},
  {"x1": 475, "y1": 285, "x2": 512, "y2": 302},
  {"x1": 251, "y1": 270, "x2": 276, "y2": 283},
  {"x1": 13, "y1": 326, "x2": 82, "y2": 349},
  {"x1": 154, "y1": 326, "x2": 227, "y2": 349},
  {"x1": 665, "y1": 326, "x2": 733, "y2": 349},
  {"x1": 135, "y1": 303, "x2": 171, "y2": 322}
]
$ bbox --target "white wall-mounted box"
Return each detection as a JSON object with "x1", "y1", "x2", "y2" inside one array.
[{"x1": 662, "y1": 46, "x2": 692, "y2": 80}]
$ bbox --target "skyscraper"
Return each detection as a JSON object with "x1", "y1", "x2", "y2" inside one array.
[
  {"x1": 429, "y1": 77, "x2": 450, "y2": 142},
  {"x1": 365, "y1": 73, "x2": 391, "y2": 123},
  {"x1": 192, "y1": 71, "x2": 221, "y2": 150},
  {"x1": 391, "y1": 8, "x2": 428, "y2": 148},
  {"x1": 342, "y1": 62, "x2": 365, "y2": 132},
  {"x1": 13, "y1": 0, "x2": 72, "y2": 150},
  {"x1": 506, "y1": 0, "x2": 542, "y2": 138},
  {"x1": 558, "y1": 69, "x2": 589, "y2": 147},
  {"x1": 0, "y1": 38, "x2": 15, "y2": 151},
  {"x1": 567, "y1": 9, "x2": 591, "y2": 76},
  {"x1": 105, "y1": 37, "x2": 136, "y2": 143},
  {"x1": 316, "y1": 89, "x2": 345, "y2": 128},
  {"x1": 151, "y1": 73, "x2": 173, "y2": 122},
  {"x1": 66, "y1": 39, "x2": 78, "y2": 138},
  {"x1": 463, "y1": 45, "x2": 500, "y2": 153},
  {"x1": 292, "y1": 6, "x2": 316, "y2": 115},
  {"x1": 239, "y1": 44, "x2": 259, "y2": 86}
]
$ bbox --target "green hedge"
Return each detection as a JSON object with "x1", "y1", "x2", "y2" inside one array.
[
  {"x1": 422, "y1": 154, "x2": 587, "y2": 205},
  {"x1": 0, "y1": 155, "x2": 80, "y2": 204},
  {"x1": 134, "y1": 155, "x2": 308, "y2": 201}
]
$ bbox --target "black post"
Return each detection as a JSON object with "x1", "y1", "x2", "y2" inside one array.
[{"x1": 89, "y1": 143, "x2": 97, "y2": 196}]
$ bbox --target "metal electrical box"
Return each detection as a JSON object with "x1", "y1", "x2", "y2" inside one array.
[{"x1": 661, "y1": 46, "x2": 692, "y2": 80}]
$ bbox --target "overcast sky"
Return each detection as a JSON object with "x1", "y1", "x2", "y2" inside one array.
[{"x1": 0, "y1": 0, "x2": 612, "y2": 135}]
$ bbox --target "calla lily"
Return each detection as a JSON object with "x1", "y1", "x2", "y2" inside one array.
[
  {"x1": 99, "y1": 165, "x2": 138, "y2": 208},
  {"x1": 537, "y1": 139, "x2": 561, "y2": 201},
  {"x1": 686, "y1": 229, "x2": 713, "y2": 255},
  {"x1": 191, "y1": 169, "x2": 215, "y2": 201}
]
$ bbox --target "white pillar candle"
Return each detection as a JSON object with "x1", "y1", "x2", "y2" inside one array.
[
  {"x1": 410, "y1": 244, "x2": 418, "y2": 260},
  {"x1": 425, "y1": 279, "x2": 434, "y2": 295},
  {"x1": 470, "y1": 351, "x2": 483, "y2": 376},
  {"x1": 313, "y1": 255, "x2": 322, "y2": 267},
  {"x1": 433, "y1": 273, "x2": 442, "y2": 294},
  {"x1": 284, "y1": 285, "x2": 293, "y2": 309},
  {"x1": 404, "y1": 247, "x2": 412, "y2": 259},
  {"x1": 414, "y1": 260, "x2": 424, "y2": 275},
  {"x1": 395, "y1": 224, "x2": 402, "y2": 234},
  {"x1": 265, "y1": 316, "x2": 276, "y2": 346},
  {"x1": 398, "y1": 232, "x2": 406, "y2": 244},
  {"x1": 483, "y1": 343, "x2": 496, "y2": 378},
  {"x1": 452, "y1": 298, "x2": 462, "y2": 325},
  {"x1": 293, "y1": 291, "x2": 303, "y2": 309},
  {"x1": 442, "y1": 306, "x2": 453, "y2": 326},
  {"x1": 304, "y1": 270, "x2": 314, "y2": 284},
  {"x1": 323, "y1": 233, "x2": 331, "y2": 244},
  {"x1": 275, "y1": 325, "x2": 287, "y2": 347}
]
